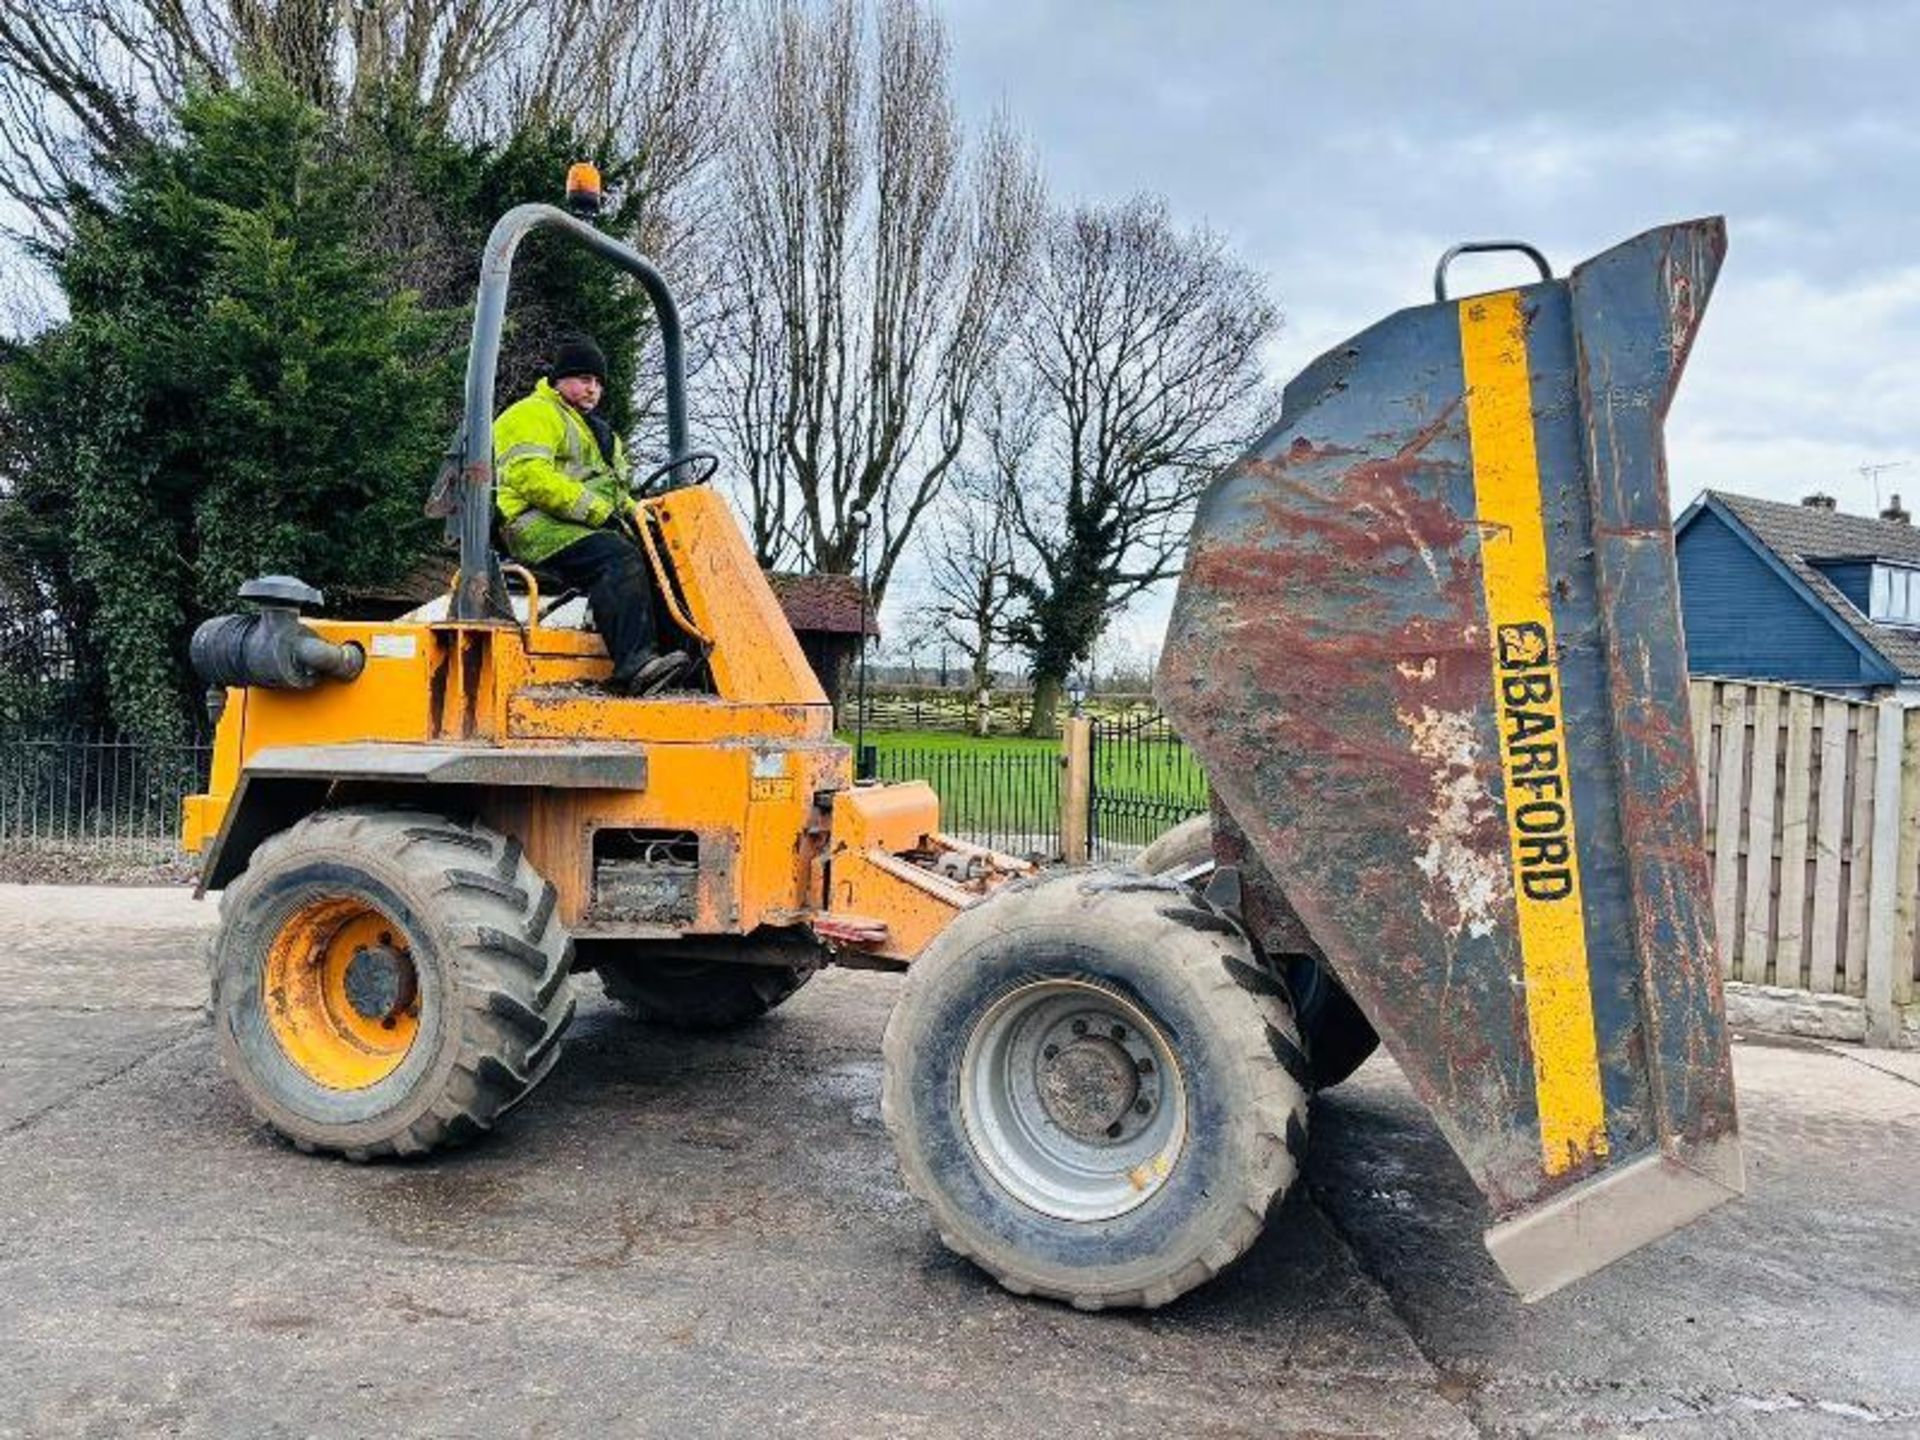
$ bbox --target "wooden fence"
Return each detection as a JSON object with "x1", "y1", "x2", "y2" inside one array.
[{"x1": 1691, "y1": 677, "x2": 1920, "y2": 1043}]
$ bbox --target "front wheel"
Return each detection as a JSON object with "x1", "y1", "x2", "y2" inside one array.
[
  {"x1": 882, "y1": 870, "x2": 1308, "y2": 1309},
  {"x1": 209, "y1": 807, "x2": 575, "y2": 1159}
]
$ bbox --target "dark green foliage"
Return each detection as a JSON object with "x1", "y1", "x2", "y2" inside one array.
[
  {"x1": 1004, "y1": 519, "x2": 1117, "y2": 713},
  {"x1": 0, "y1": 83, "x2": 652, "y2": 741},
  {"x1": 0, "y1": 84, "x2": 451, "y2": 741},
  {"x1": 353, "y1": 106, "x2": 653, "y2": 427}
]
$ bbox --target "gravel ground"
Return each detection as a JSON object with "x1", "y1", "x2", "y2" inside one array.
[{"x1": 0, "y1": 884, "x2": 1915, "y2": 1439}]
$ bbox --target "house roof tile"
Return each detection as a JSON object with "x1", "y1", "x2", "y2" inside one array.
[
  {"x1": 1707, "y1": 490, "x2": 1920, "y2": 680},
  {"x1": 764, "y1": 572, "x2": 879, "y2": 637}
]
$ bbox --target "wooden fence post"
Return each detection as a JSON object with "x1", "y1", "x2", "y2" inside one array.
[
  {"x1": 1710, "y1": 684, "x2": 1747, "y2": 977},
  {"x1": 1774, "y1": 689, "x2": 1815, "y2": 989},
  {"x1": 1895, "y1": 708, "x2": 1920, "y2": 1025},
  {"x1": 1864, "y1": 700, "x2": 1906, "y2": 1046},
  {"x1": 1808, "y1": 695, "x2": 1850, "y2": 996},
  {"x1": 1739, "y1": 684, "x2": 1781, "y2": 984},
  {"x1": 1061, "y1": 716, "x2": 1092, "y2": 864}
]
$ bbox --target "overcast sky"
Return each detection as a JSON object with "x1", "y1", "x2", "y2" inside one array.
[
  {"x1": 902, "y1": 0, "x2": 1920, "y2": 663},
  {"x1": 10, "y1": 4, "x2": 1915, "y2": 670}
]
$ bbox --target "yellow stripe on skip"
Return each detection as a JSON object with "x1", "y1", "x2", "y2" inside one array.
[{"x1": 1459, "y1": 288, "x2": 1609, "y2": 1177}]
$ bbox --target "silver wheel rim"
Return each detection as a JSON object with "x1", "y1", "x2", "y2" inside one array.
[{"x1": 959, "y1": 979, "x2": 1188, "y2": 1221}]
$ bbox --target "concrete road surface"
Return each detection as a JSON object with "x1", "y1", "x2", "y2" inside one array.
[{"x1": 0, "y1": 885, "x2": 1915, "y2": 1439}]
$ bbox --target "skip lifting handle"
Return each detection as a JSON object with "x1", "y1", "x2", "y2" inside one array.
[{"x1": 1433, "y1": 240, "x2": 1553, "y2": 302}]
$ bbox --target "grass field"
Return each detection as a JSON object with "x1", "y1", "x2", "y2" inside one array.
[
  {"x1": 857, "y1": 729, "x2": 1054, "y2": 760},
  {"x1": 851, "y1": 727, "x2": 1206, "y2": 853}
]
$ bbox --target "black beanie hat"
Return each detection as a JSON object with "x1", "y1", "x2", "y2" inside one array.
[{"x1": 550, "y1": 336, "x2": 609, "y2": 385}]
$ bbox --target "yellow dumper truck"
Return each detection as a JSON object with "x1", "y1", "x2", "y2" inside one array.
[{"x1": 183, "y1": 185, "x2": 1740, "y2": 1309}]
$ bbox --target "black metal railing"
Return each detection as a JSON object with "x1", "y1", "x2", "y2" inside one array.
[
  {"x1": 1089, "y1": 710, "x2": 1208, "y2": 857},
  {"x1": 0, "y1": 716, "x2": 1210, "y2": 879},
  {"x1": 0, "y1": 730, "x2": 211, "y2": 859},
  {"x1": 867, "y1": 742, "x2": 1063, "y2": 860}
]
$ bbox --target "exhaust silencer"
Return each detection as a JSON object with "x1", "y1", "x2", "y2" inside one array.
[{"x1": 1158, "y1": 219, "x2": 1740, "y2": 1299}]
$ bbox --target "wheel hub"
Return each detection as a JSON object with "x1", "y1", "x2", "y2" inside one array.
[
  {"x1": 1039, "y1": 1037, "x2": 1140, "y2": 1141},
  {"x1": 343, "y1": 944, "x2": 410, "y2": 1022},
  {"x1": 263, "y1": 898, "x2": 421, "y2": 1090},
  {"x1": 960, "y1": 980, "x2": 1188, "y2": 1222}
]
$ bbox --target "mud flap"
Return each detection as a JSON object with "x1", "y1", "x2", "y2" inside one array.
[{"x1": 1158, "y1": 219, "x2": 1741, "y2": 1299}]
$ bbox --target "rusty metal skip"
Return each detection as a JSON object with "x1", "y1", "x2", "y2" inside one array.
[{"x1": 1158, "y1": 218, "x2": 1740, "y2": 1299}]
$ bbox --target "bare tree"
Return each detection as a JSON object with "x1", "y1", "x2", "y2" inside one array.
[
  {"x1": 707, "y1": 0, "x2": 1041, "y2": 602},
  {"x1": 994, "y1": 196, "x2": 1279, "y2": 737},
  {"x1": 917, "y1": 469, "x2": 1018, "y2": 729},
  {"x1": 0, "y1": 0, "x2": 730, "y2": 234}
]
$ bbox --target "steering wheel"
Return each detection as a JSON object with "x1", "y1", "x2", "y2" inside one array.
[{"x1": 638, "y1": 450, "x2": 720, "y2": 496}]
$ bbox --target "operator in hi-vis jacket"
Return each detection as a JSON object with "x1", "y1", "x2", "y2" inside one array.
[{"x1": 493, "y1": 336, "x2": 689, "y2": 695}]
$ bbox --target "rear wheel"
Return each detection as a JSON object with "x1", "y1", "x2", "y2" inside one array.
[
  {"x1": 882, "y1": 870, "x2": 1308, "y2": 1309},
  {"x1": 599, "y1": 950, "x2": 814, "y2": 1031},
  {"x1": 1133, "y1": 816, "x2": 1379, "y2": 1089},
  {"x1": 209, "y1": 807, "x2": 574, "y2": 1159}
]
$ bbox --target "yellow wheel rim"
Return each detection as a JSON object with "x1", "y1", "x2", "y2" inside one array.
[{"x1": 264, "y1": 896, "x2": 421, "y2": 1090}]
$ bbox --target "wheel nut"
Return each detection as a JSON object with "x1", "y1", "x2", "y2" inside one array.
[
  {"x1": 1134, "y1": 1098, "x2": 1151, "y2": 1114},
  {"x1": 1072, "y1": 1019, "x2": 1088, "y2": 1036},
  {"x1": 379, "y1": 932, "x2": 393, "y2": 946},
  {"x1": 1137, "y1": 1057, "x2": 1155, "y2": 1075},
  {"x1": 1043, "y1": 1043, "x2": 1059, "y2": 1060},
  {"x1": 1110, "y1": 1024, "x2": 1126, "y2": 1041},
  {"x1": 1105, "y1": 1121, "x2": 1123, "y2": 1138}
]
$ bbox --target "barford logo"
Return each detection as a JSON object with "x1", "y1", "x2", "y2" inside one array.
[{"x1": 1494, "y1": 623, "x2": 1575, "y2": 903}]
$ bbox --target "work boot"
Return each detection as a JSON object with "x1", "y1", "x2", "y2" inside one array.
[{"x1": 625, "y1": 649, "x2": 691, "y2": 697}]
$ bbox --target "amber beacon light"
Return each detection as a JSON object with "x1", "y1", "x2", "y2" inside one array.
[{"x1": 565, "y1": 161, "x2": 604, "y2": 216}]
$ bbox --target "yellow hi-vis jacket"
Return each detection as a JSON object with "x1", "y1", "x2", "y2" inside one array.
[{"x1": 493, "y1": 379, "x2": 632, "y2": 564}]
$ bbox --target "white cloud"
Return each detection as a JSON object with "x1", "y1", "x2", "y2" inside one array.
[
  {"x1": 1673, "y1": 263, "x2": 1920, "y2": 510},
  {"x1": 929, "y1": 0, "x2": 1920, "y2": 628}
]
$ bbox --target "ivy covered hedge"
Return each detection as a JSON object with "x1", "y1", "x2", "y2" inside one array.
[{"x1": 0, "y1": 82, "x2": 651, "y2": 741}]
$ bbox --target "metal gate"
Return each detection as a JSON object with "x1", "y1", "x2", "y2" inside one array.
[{"x1": 1088, "y1": 710, "x2": 1207, "y2": 857}]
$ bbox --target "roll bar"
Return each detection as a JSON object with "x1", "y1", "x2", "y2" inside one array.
[{"x1": 451, "y1": 203, "x2": 690, "y2": 621}]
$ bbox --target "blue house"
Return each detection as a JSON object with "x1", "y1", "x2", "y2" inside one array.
[{"x1": 1674, "y1": 490, "x2": 1920, "y2": 700}]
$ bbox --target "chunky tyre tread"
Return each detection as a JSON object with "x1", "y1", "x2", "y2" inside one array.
[
  {"x1": 881, "y1": 869, "x2": 1309, "y2": 1311},
  {"x1": 1130, "y1": 815, "x2": 1380, "y2": 1090},
  {"x1": 212, "y1": 807, "x2": 574, "y2": 1160}
]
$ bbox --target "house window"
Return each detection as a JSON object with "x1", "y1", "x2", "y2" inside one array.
[{"x1": 1870, "y1": 564, "x2": 1920, "y2": 626}]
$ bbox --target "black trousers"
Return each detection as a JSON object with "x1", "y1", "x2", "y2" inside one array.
[{"x1": 541, "y1": 530, "x2": 662, "y2": 685}]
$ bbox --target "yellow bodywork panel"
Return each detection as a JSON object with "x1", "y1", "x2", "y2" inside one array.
[
  {"x1": 255, "y1": 622, "x2": 441, "y2": 743},
  {"x1": 472, "y1": 739, "x2": 850, "y2": 932},
  {"x1": 645, "y1": 487, "x2": 828, "y2": 705},
  {"x1": 508, "y1": 691, "x2": 827, "y2": 744},
  {"x1": 180, "y1": 486, "x2": 1011, "y2": 962},
  {"x1": 820, "y1": 784, "x2": 1029, "y2": 963}
]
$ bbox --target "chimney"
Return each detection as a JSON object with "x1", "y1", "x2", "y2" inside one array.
[
  {"x1": 1802, "y1": 492, "x2": 1837, "y2": 510},
  {"x1": 1884, "y1": 494, "x2": 1911, "y2": 525}
]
